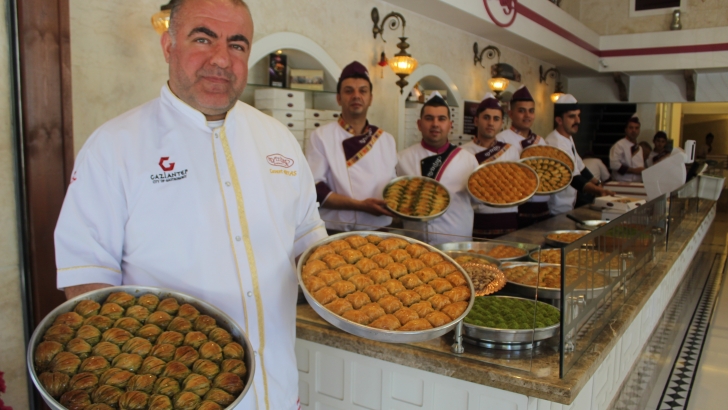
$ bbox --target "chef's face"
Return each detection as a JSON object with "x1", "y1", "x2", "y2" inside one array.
[
  {"x1": 162, "y1": 0, "x2": 253, "y2": 120},
  {"x1": 558, "y1": 109, "x2": 580, "y2": 136},
  {"x1": 625, "y1": 122, "x2": 641, "y2": 141},
  {"x1": 337, "y1": 78, "x2": 372, "y2": 118},
  {"x1": 418, "y1": 106, "x2": 452, "y2": 148},
  {"x1": 653, "y1": 137, "x2": 667, "y2": 152},
  {"x1": 476, "y1": 108, "x2": 503, "y2": 140},
  {"x1": 509, "y1": 101, "x2": 535, "y2": 132}
]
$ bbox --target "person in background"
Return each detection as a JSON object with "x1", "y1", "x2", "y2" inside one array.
[
  {"x1": 546, "y1": 94, "x2": 614, "y2": 214},
  {"x1": 696, "y1": 132, "x2": 714, "y2": 159},
  {"x1": 396, "y1": 92, "x2": 478, "y2": 244},
  {"x1": 639, "y1": 141, "x2": 652, "y2": 164},
  {"x1": 54, "y1": 1, "x2": 327, "y2": 408},
  {"x1": 462, "y1": 94, "x2": 520, "y2": 239},
  {"x1": 306, "y1": 61, "x2": 397, "y2": 234},
  {"x1": 496, "y1": 85, "x2": 550, "y2": 228},
  {"x1": 609, "y1": 115, "x2": 645, "y2": 182},
  {"x1": 582, "y1": 153, "x2": 611, "y2": 185},
  {"x1": 646, "y1": 131, "x2": 687, "y2": 166}
]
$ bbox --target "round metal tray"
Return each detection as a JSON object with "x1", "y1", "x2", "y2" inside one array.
[
  {"x1": 462, "y1": 296, "x2": 560, "y2": 346},
  {"x1": 440, "y1": 250, "x2": 502, "y2": 269},
  {"x1": 383, "y1": 176, "x2": 451, "y2": 222},
  {"x1": 544, "y1": 230, "x2": 591, "y2": 247},
  {"x1": 467, "y1": 161, "x2": 539, "y2": 208},
  {"x1": 519, "y1": 156, "x2": 574, "y2": 195},
  {"x1": 297, "y1": 231, "x2": 475, "y2": 343},
  {"x1": 435, "y1": 241, "x2": 532, "y2": 262},
  {"x1": 501, "y1": 262, "x2": 611, "y2": 300},
  {"x1": 27, "y1": 286, "x2": 256, "y2": 410},
  {"x1": 520, "y1": 145, "x2": 575, "y2": 171}
]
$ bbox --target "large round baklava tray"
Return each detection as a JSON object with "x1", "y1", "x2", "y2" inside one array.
[
  {"x1": 383, "y1": 176, "x2": 450, "y2": 222},
  {"x1": 520, "y1": 145, "x2": 574, "y2": 171},
  {"x1": 28, "y1": 286, "x2": 255, "y2": 410},
  {"x1": 298, "y1": 232, "x2": 475, "y2": 343},
  {"x1": 520, "y1": 157, "x2": 573, "y2": 194},
  {"x1": 467, "y1": 162, "x2": 539, "y2": 208}
]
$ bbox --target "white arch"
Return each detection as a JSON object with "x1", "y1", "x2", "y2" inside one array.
[
  {"x1": 249, "y1": 32, "x2": 342, "y2": 80},
  {"x1": 397, "y1": 64, "x2": 464, "y2": 150}
]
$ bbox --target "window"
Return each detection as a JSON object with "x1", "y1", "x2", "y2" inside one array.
[{"x1": 635, "y1": 0, "x2": 680, "y2": 12}]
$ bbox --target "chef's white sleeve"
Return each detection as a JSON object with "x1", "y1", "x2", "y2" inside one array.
[
  {"x1": 55, "y1": 150, "x2": 127, "y2": 290},
  {"x1": 610, "y1": 143, "x2": 627, "y2": 174},
  {"x1": 293, "y1": 152, "x2": 328, "y2": 257}
]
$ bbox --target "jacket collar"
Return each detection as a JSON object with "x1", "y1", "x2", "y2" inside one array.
[{"x1": 160, "y1": 84, "x2": 234, "y2": 132}]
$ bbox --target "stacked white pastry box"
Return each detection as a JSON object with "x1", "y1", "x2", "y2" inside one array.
[
  {"x1": 254, "y1": 88, "x2": 306, "y2": 149},
  {"x1": 404, "y1": 105, "x2": 464, "y2": 148},
  {"x1": 303, "y1": 109, "x2": 340, "y2": 153}
]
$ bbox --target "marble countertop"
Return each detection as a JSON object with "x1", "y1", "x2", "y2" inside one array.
[{"x1": 295, "y1": 205, "x2": 713, "y2": 404}]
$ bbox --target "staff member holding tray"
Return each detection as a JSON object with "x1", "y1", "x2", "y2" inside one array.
[
  {"x1": 54, "y1": 1, "x2": 327, "y2": 409},
  {"x1": 462, "y1": 94, "x2": 520, "y2": 239},
  {"x1": 396, "y1": 93, "x2": 478, "y2": 244}
]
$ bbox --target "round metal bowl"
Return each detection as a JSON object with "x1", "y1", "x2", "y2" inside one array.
[
  {"x1": 440, "y1": 250, "x2": 502, "y2": 269},
  {"x1": 575, "y1": 220, "x2": 609, "y2": 231},
  {"x1": 466, "y1": 161, "x2": 539, "y2": 208},
  {"x1": 383, "y1": 176, "x2": 451, "y2": 222},
  {"x1": 435, "y1": 241, "x2": 532, "y2": 261},
  {"x1": 462, "y1": 296, "x2": 560, "y2": 345},
  {"x1": 501, "y1": 262, "x2": 611, "y2": 300},
  {"x1": 28, "y1": 286, "x2": 256, "y2": 410},
  {"x1": 544, "y1": 230, "x2": 591, "y2": 247},
  {"x1": 519, "y1": 156, "x2": 574, "y2": 195},
  {"x1": 297, "y1": 231, "x2": 475, "y2": 343},
  {"x1": 520, "y1": 145, "x2": 575, "y2": 171}
]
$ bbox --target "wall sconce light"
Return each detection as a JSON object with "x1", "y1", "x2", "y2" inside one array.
[
  {"x1": 151, "y1": 2, "x2": 172, "y2": 35},
  {"x1": 474, "y1": 43, "x2": 508, "y2": 99},
  {"x1": 539, "y1": 65, "x2": 565, "y2": 103},
  {"x1": 372, "y1": 8, "x2": 418, "y2": 94}
]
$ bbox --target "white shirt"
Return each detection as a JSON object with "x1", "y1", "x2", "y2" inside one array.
[
  {"x1": 55, "y1": 85, "x2": 328, "y2": 410},
  {"x1": 496, "y1": 128, "x2": 549, "y2": 203},
  {"x1": 609, "y1": 138, "x2": 644, "y2": 182},
  {"x1": 306, "y1": 121, "x2": 397, "y2": 231},
  {"x1": 545, "y1": 129, "x2": 586, "y2": 215},
  {"x1": 461, "y1": 140, "x2": 519, "y2": 214},
  {"x1": 396, "y1": 143, "x2": 478, "y2": 244},
  {"x1": 583, "y1": 158, "x2": 610, "y2": 182}
]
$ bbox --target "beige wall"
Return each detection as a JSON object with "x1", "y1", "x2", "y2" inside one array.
[
  {"x1": 70, "y1": 0, "x2": 557, "y2": 152},
  {"x1": 0, "y1": 0, "x2": 29, "y2": 408},
  {"x1": 683, "y1": 119, "x2": 728, "y2": 155},
  {"x1": 567, "y1": 0, "x2": 727, "y2": 36}
]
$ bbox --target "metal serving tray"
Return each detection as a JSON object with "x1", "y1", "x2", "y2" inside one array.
[
  {"x1": 544, "y1": 230, "x2": 591, "y2": 247},
  {"x1": 434, "y1": 241, "x2": 531, "y2": 262},
  {"x1": 383, "y1": 176, "x2": 451, "y2": 222},
  {"x1": 529, "y1": 249, "x2": 620, "y2": 275},
  {"x1": 466, "y1": 161, "x2": 539, "y2": 208},
  {"x1": 520, "y1": 145, "x2": 575, "y2": 171},
  {"x1": 440, "y1": 250, "x2": 502, "y2": 269},
  {"x1": 519, "y1": 156, "x2": 574, "y2": 195},
  {"x1": 462, "y1": 296, "x2": 560, "y2": 345},
  {"x1": 501, "y1": 262, "x2": 610, "y2": 300},
  {"x1": 28, "y1": 286, "x2": 256, "y2": 410},
  {"x1": 575, "y1": 220, "x2": 609, "y2": 231},
  {"x1": 297, "y1": 231, "x2": 475, "y2": 343}
]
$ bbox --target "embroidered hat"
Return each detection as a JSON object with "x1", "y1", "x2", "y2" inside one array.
[
  {"x1": 339, "y1": 61, "x2": 370, "y2": 82},
  {"x1": 511, "y1": 85, "x2": 534, "y2": 102},
  {"x1": 476, "y1": 93, "x2": 502, "y2": 115},
  {"x1": 554, "y1": 93, "x2": 579, "y2": 116}
]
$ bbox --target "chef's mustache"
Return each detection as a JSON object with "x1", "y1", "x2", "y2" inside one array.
[{"x1": 196, "y1": 67, "x2": 236, "y2": 82}]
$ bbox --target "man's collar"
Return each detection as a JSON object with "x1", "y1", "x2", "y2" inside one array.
[
  {"x1": 161, "y1": 84, "x2": 231, "y2": 132},
  {"x1": 421, "y1": 140, "x2": 450, "y2": 154}
]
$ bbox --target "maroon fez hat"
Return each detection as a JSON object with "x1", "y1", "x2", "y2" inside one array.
[
  {"x1": 477, "y1": 93, "x2": 502, "y2": 114},
  {"x1": 340, "y1": 61, "x2": 370, "y2": 82},
  {"x1": 511, "y1": 85, "x2": 534, "y2": 102}
]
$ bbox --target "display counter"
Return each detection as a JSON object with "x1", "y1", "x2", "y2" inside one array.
[{"x1": 295, "y1": 195, "x2": 716, "y2": 409}]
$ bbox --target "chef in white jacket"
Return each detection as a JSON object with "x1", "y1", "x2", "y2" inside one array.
[
  {"x1": 609, "y1": 115, "x2": 645, "y2": 182},
  {"x1": 462, "y1": 94, "x2": 520, "y2": 238},
  {"x1": 546, "y1": 95, "x2": 613, "y2": 215},
  {"x1": 54, "y1": 1, "x2": 327, "y2": 409},
  {"x1": 396, "y1": 93, "x2": 478, "y2": 244}
]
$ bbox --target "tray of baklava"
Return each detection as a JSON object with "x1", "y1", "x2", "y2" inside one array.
[
  {"x1": 466, "y1": 162, "x2": 539, "y2": 208},
  {"x1": 383, "y1": 176, "x2": 450, "y2": 222}
]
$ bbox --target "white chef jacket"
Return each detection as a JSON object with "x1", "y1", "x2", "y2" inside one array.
[
  {"x1": 306, "y1": 120, "x2": 397, "y2": 231},
  {"x1": 583, "y1": 158, "x2": 610, "y2": 183},
  {"x1": 496, "y1": 128, "x2": 549, "y2": 204},
  {"x1": 55, "y1": 85, "x2": 328, "y2": 410},
  {"x1": 609, "y1": 138, "x2": 644, "y2": 182},
  {"x1": 461, "y1": 141, "x2": 519, "y2": 215},
  {"x1": 396, "y1": 143, "x2": 478, "y2": 245},
  {"x1": 545, "y1": 129, "x2": 587, "y2": 215}
]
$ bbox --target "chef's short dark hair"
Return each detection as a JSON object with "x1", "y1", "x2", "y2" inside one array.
[
  {"x1": 420, "y1": 98, "x2": 450, "y2": 119},
  {"x1": 169, "y1": 0, "x2": 250, "y2": 36},
  {"x1": 653, "y1": 131, "x2": 668, "y2": 142},
  {"x1": 336, "y1": 74, "x2": 373, "y2": 94}
]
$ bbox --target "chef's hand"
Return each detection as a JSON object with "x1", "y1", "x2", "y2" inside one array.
[
  {"x1": 359, "y1": 198, "x2": 394, "y2": 217},
  {"x1": 64, "y1": 283, "x2": 113, "y2": 300},
  {"x1": 596, "y1": 188, "x2": 616, "y2": 197}
]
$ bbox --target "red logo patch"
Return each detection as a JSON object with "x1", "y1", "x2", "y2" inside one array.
[
  {"x1": 266, "y1": 154, "x2": 294, "y2": 168},
  {"x1": 159, "y1": 157, "x2": 175, "y2": 172},
  {"x1": 483, "y1": 0, "x2": 518, "y2": 28}
]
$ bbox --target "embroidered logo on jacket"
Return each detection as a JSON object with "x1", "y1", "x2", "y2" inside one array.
[
  {"x1": 266, "y1": 154, "x2": 294, "y2": 168},
  {"x1": 151, "y1": 156, "x2": 188, "y2": 184}
]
